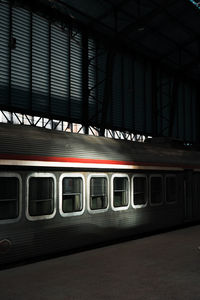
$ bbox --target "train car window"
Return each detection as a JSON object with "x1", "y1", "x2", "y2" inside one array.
[
  {"x1": 62, "y1": 177, "x2": 83, "y2": 213},
  {"x1": 90, "y1": 177, "x2": 108, "y2": 210},
  {"x1": 0, "y1": 177, "x2": 19, "y2": 220},
  {"x1": 29, "y1": 177, "x2": 54, "y2": 216},
  {"x1": 150, "y1": 175, "x2": 163, "y2": 205},
  {"x1": 111, "y1": 175, "x2": 130, "y2": 210},
  {"x1": 133, "y1": 176, "x2": 148, "y2": 208},
  {"x1": 166, "y1": 175, "x2": 177, "y2": 203},
  {"x1": 27, "y1": 173, "x2": 56, "y2": 220}
]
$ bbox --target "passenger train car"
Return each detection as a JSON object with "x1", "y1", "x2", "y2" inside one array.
[{"x1": 0, "y1": 122, "x2": 200, "y2": 266}]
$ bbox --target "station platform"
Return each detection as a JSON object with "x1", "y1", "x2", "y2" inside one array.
[{"x1": 0, "y1": 225, "x2": 200, "y2": 300}]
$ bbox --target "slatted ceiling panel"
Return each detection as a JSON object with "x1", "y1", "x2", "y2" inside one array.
[
  {"x1": 88, "y1": 38, "x2": 97, "y2": 123},
  {"x1": 32, "y1": 14, "x2": 49, "y2": 113},
  {"x1": 11, "y1": 8, "x2": 30, "y2": 109},
  {"x1": 0, "y1": 1, "x2": 9, "y2": 105},
  {"x1": 51, "y1": 25, "x2": 69, "y2": 117}
]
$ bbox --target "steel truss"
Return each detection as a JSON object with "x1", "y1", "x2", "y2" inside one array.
[{"x1": 0, "y1": 110, "x2": 147, "y2": 141}]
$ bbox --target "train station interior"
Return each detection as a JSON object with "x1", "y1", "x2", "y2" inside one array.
[{"x1": 0, "y1": 0, "x2": 200, "y2": 299}]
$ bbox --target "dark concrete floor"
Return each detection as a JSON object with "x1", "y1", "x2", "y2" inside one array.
[{"x1": 0, "y1": 225, "x2": 200, "y2": 300}]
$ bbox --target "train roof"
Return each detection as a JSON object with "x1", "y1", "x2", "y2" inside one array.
[{"x1": 0, "y1": 123, "x2": 199, "y2": 170}]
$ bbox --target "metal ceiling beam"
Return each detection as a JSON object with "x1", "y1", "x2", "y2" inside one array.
[
  {"x1": 92, "y1": 0, "x2": 133, "y2": 23},
  {"x1": 118, "y1": 0, "x2": 178, "y2": 35},
  {"x1": 124, "y1": 0, "x2": 200, "y2": 68},
  {"x1": 157, "y1": 36, "x2": 198, "y2": 63},
  {"x1": 133, "y1": 25, "x2": 199, "y2": 66},
  {"x1": 150, "y1": 0, "x2": 200, "y2": 38}
]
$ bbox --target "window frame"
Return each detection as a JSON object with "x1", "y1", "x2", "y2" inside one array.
[
  {"x1": 26, "y1": 172, "x2": 56, "y2": 221},
  {"x1": 59, "y1": 173, "x2": 85, "y2": 217},
  {"x1": 165, "y1": 174, "x2": 177, "y2": 204},
  {"x1": 111, "y1": 174, "x2": 130, "y2": 211},
  {"x1": 87, "y1": 173, "x2": 109, "y2": 214},
  {"x1": 0, "y1": 172, "x2": 22, "y2": 224},
  {"x1": 149, "y1": 174, "x2": 164, "y2": 207},
  {"x1": 132, "y1": 174, "x2": 148, "y2": 209}
]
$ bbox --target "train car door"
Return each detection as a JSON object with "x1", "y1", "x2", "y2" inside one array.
[{"x1": 183, "y1": 170, "x2": 193, "y2": 222}]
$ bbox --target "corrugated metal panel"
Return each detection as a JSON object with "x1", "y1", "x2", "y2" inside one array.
[
  {"x1": 177, "y1": 83, "x2": 185, "y2": 141},
  {"x1": 112, "y1": 54, "x2": 123, "y2": 129},
  {"x1": 145, "y1": 62, "x2": 153, "y2": 134},
  {"x1": 123, "y1": 56, "x2": 135, "y2": 131},
  {"x1": 160, "y1": 73, "x2": 171, "y2": 137},
  {"x1": 51, "y1": 25, "x2": 69, "y2": 118},
  {"x1": 134, "y1": 59, "x2": 145, "y2": 132},
  {"x1": 96, "y1": 46, "x2": 106, "y2": 125},
  {"x1": 0, "y1": 1, "x2": 10, "y2": 105},
  {"x1": 191, "y1": 88, "x2": 196, "y2": 142},
  {"x1": 11, "y1": 7, "x2": 30, "y2": 110},
  {"x1": 185, "y1": 85, "x2": 193, "y2": 141},
  {"x1": 32, "y1": 14, "x2": 49, "y2": 113},
  {"x1": 70, "y1": 31, "x2": 82, "y2": 121},
  {"x1": 88, "y1": 38, "x2": 97, "y2": 124}
]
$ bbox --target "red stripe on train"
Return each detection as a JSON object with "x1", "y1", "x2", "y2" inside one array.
[
  {"x1": 0, "y1": 153, "x2": 191, "y2": 169},
  {"x1": 0, "y1": 153, "x2": 139, "y2": 165}
]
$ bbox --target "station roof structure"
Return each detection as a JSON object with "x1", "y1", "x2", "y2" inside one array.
[{"x1": 35, "y1": 0, "x2": 200, "y2": 82}]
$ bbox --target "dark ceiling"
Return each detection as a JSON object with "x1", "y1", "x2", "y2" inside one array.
[{"x1": 20, "y1": 0, "x2": 200, "y2": 81}]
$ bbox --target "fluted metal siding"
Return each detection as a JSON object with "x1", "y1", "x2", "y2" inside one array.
[
  {"x1": 112, "y1": 54, "x2": 123, "y2": 129},
  {"x1": 51, "y1": 25, "x2": 69, "y2": 117},
  {"x1": 70, "y1": 31, "x2": 82, "y2": 121},
  {"x1": 32, "y1": 14, "x2": 49, "y2": 113},
  {"x1": 134, "y1": 59, "x2": 146, "y2": 132},
  {"x1": 0, "y1": 1, "x2": 10, "y2": 105},
  {"x1": 88, "y1": 38, "x2": 97, "y2": 124},
  {"x1": 11, "y1": 8, "x2": 31, "y2": 110},
  {"x1": 123, "y1": 56, "x2": 135, "y2": 131}
]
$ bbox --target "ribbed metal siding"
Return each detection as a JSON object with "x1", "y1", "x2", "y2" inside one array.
[
  {"x1": 112, "y1": 54, "x2": 123, "y2": 129},
  {"x1": 11, "y1": 8, "x2": 30, "y2": 110},
  {"x1": 96, "y1": 46, "x2": 106, "y2": 125},
  {"x1": 32, "y1": 14, "x2": 49, "y2": 114},
  {"x1": 0, "y1": 1, "x2": 10, "y2": 105},
  {"x1": 123, "y1": 56, "x2": 135, "y2": 131},
  {"x1": 134, "y1": 59, "x2": 146, "y2": 132},
  {"x1": 51, "y1": 25, "x2": 69, "y2": 118},
  {"x1": 88, "y1": 38, "x2": 97, "y2": 124},
  {"x1": 70, "y1": 31, "x2": 82, "y2": 121}
]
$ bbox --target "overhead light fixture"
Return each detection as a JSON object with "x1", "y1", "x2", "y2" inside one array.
[{"x1": 137, "y1": 26, "x2": 145, "y2": 31}]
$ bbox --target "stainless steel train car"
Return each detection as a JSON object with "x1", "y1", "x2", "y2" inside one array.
[{"x1": 0, "y1": 123, "x2": 200, "y2": 266}]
